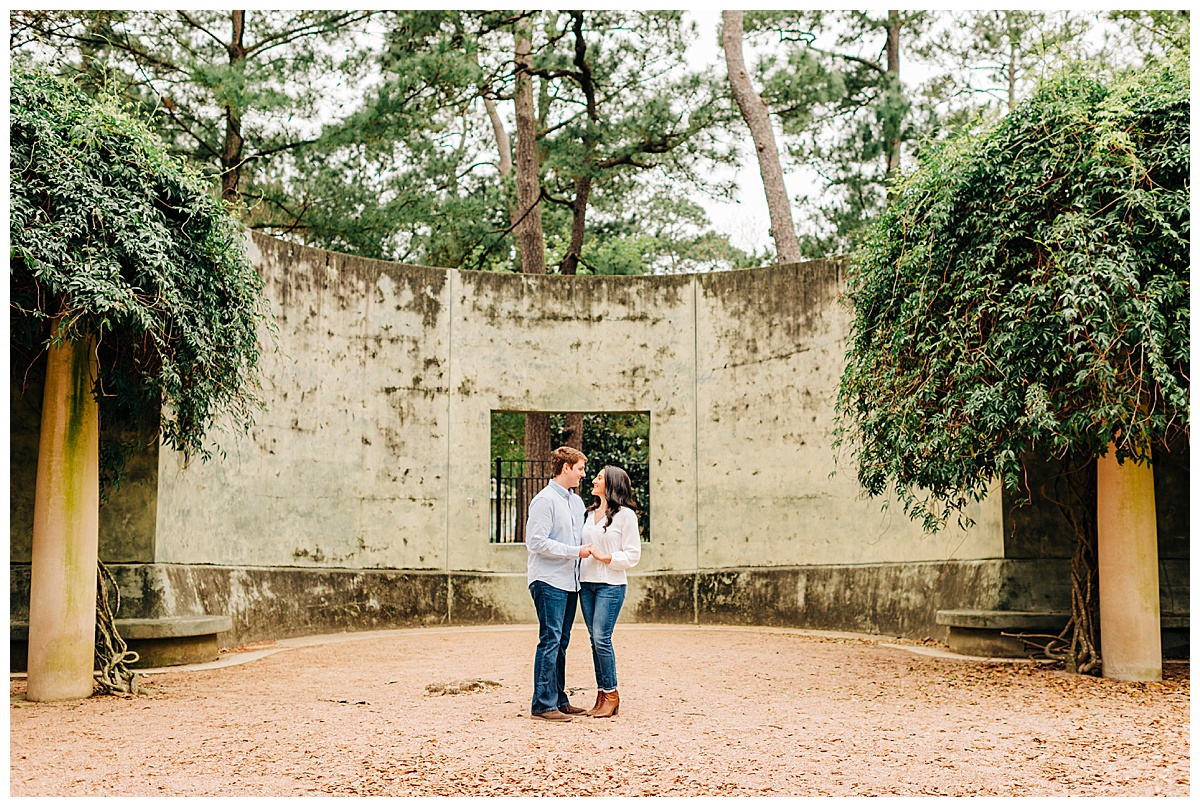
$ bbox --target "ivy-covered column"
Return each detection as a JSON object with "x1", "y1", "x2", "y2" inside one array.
[
  {"x1": 27, "y1": 323, "x2": 100, "y2": 702},
  {"x1": 1096, "y1": 447, "x2": 1161, "y2": 682}
]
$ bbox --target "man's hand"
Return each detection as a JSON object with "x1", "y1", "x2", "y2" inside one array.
[{"x1": 578, "y1": 544, "x2": 593, "y2": 559}]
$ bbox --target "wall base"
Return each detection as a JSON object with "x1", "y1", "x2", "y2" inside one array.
[{"x1": 8, "y1": 560, "x2": 1189, "y2": 657}]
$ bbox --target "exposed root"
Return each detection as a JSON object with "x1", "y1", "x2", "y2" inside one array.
[{"x1": 93, "y1": 560, "x2": 142, "y2": 697}]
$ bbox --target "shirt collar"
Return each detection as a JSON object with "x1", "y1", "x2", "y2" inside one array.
[{"x1": 548, "y1": 480, "x2": 573, "y2": 499}]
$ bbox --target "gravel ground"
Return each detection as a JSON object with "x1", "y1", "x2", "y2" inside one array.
[{"x1": 9, "y1": 624, "x2": 1190, "y2": 797}]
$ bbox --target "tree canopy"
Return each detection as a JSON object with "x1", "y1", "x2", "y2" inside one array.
[
  {"x1": 834, "y1": 57, "x2": 1190, "y2": 532},
  {"x1": 9, "y1": 65, "x2": 270, "y2": 466}
]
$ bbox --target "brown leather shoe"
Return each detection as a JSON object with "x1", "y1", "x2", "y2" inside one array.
[
  {"x1": 584, "y1": 690, "x2": 605, "y2": 716},
  {"x1": 559, "y1": 702, "x2": 585, "y2": 715},
  {"x1": 590, "y1": 690, "x2": 619, "y2": 718},
  {"x1": 531, "y1": 710, "x2": 573, "y2": 721}
]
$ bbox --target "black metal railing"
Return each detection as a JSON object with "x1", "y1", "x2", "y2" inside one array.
[
  {"x1": 491, "y1": 458, "x2": 650, "y2": 544},
  {"x1": 492, "y1": 458, "x2": 553, "y2": 544}
]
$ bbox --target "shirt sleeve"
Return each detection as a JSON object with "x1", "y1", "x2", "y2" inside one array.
[
  {"x1": 525, "y1": 495, "x2": 581, "y2": 559},
  {"x1": 606, "y1": 508, "x2": 642, "y2": 572}
]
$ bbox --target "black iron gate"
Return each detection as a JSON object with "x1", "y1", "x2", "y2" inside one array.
[{"x1": 491, "y1": 458, "x2": 553, "y2": 544}]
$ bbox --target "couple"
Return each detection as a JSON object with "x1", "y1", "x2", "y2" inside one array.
[{"x1": 526, "y1": 446, "x2": 642, "y2": 721}]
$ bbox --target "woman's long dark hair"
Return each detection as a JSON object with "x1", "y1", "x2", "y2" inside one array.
[{"x1": 586, "y1": 465, "x2": 639, "y2": 532}]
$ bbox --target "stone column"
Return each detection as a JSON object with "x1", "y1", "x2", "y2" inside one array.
[
  {"x1": 1096, "y1": 446, "x2": 1161, "y2": 682},
  {"x1": 27, "y1": 326, "x2": 100, "y2": 702}
]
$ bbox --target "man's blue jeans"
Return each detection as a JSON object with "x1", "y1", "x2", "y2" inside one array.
[
  {"x1": 529, "y1": 580, "x2": 578, "y2": 714},
  {"x1": 579, "y1": 582, "x2": 626, "y2": 692}
]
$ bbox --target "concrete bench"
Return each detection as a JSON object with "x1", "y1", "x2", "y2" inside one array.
[
  {"x1": 936, "y1": 609, "x2": 1189, "y2": 659},
  {"x1": 11, "y1": 615, "x2": 233, "y2": 671}
]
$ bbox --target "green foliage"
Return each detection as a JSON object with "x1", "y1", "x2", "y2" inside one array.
[
  {"x1": 9, "y1": 66, "x2": 270, "y2": 468},
  {"x1": 247, "y1": 10, "x2": 750, "y2": 274},
  {"x1": 11, "y1": 10, "x2": 379, "y2": 201},
  {"x1": 834, "y1": 59, "x2": 1190, "y2": 532},
  {"x1": 743, "y1": 10, "x2": 931, "y2": 259}
]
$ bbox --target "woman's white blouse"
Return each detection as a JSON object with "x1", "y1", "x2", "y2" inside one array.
[{"x1": 579, "y1": 506, "x2": 641, "y2": 585}]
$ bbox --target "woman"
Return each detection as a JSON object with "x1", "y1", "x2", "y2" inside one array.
[{"x1": 578, "y1": 464, "x2": 642, "y2": 718}]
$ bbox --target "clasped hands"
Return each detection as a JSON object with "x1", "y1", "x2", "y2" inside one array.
[{"x1": 578, "y1": 544, "x2": 612, "y2": 563}]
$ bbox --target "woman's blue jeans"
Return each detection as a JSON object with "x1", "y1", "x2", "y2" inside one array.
[{"x1": 579, "y1": 582, "x2": 626, "y2": 692}]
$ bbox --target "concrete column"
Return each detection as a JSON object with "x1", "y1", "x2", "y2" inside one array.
[
  {"x1": 1096, "y1": 445, "x2": 1161, "y2": 682},
  {"x1": 27, "y1": 327, "x2": 100, "y2": 702}
]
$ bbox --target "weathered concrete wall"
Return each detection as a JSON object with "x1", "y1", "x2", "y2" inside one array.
[
  {"x1": 155, "y1": 235, "x2": 451, "y2": 570},
  {"x1": 9, "y1": 232, "x2": 1187, "y2": 647},
  {"x1": 694, "y1": 261, "x2": 1000, "y2": 570},
  {"x1": 141, "y1": 233, "x2": 1010, "y2": 636},
  {"x1": 10, "y1": 376, "x2": 159, "y2": 564}
]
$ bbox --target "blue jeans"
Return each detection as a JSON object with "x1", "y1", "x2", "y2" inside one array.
[
  {"x1": 579, "y1": 582, "x2": 626, "y2": 692},
  {"x1": 529, "y1": 580, "x2": 578, "y2": 714}
]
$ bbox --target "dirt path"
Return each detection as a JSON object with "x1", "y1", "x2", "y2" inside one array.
[{"x1": 9, "y1": 624, "x2": 1189, "y2": 796}]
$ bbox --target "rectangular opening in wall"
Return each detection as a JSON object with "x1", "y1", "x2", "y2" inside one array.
[{"x1": 490, "y1": 411, "x2": 650, "y2": 544}]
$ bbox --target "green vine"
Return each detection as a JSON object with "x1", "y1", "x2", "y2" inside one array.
[
  {"x1": 836, "y1": 57, "x2": 1189, "y2": 531},
  {"x1": 10, "y1": 65, "x2": 273, "y2": 469},
  {"x1": 835, "y1": 58, "x2": 1188, "y2": 673}
]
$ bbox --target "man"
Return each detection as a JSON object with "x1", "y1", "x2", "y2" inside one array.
[{"x1": 526, "y1": 446, "x2": 592, "y2": 721}]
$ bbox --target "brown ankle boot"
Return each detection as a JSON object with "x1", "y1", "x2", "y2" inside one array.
[
  {"x1": 584, "y1": 690, "x2": 605, "y2": 716},
  {"x1": 591, "y1": 690, "x2": 619, "y2": 718}
]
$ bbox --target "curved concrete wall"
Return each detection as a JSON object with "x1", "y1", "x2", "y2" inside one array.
[{"x1": 140, "y1": 233, "x2": 1005, "y2": 639}]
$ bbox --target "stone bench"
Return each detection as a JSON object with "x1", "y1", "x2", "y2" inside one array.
[
  {"x1": 936, "y1": 609, "x2": 1189, "y2": 659},
  {"x1": 11, "y1": 615, "x2": 233, "y2": 671}
]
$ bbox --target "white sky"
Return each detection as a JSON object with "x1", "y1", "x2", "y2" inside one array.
[{"x1": 684, "y1": 9, "x2": 773, "y2": 255}]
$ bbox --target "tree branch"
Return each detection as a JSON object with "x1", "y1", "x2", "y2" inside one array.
[
  {"x1": 176, "y1": 11, "x2": 227, "y2": 49},
  {"x1": 807, "y1": 44, "x2": 886, "y2": 74},
  {"x1": 244, "y1": 12, "x2": 376, "y2": 58}
]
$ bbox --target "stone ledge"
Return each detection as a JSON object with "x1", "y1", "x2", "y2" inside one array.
[
  {"x1": 937, "y1": 609, "x2": 1189, "y2": 630},
  {"x1": 11, "y1": 615, "x2": 233, "y2": 670},
  {"x1": 936, "y1": 610, "x2": 1068, "y2": 631},
  {"x1": 11, "y1": 615, "x2": 232, "y2": 642},
  {"x1": 937, "y1": 609, "x2": 1189, "y2": 659}
]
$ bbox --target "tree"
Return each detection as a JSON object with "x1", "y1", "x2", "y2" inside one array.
[
  {"x1": 919, "y1": 11, "x2": 1096, "y2": 117},
  {"x1": 511, "y1": 10, "x2": 554, "y2": 466},
  {"x1": 739, "y1": 10, "x2": 930, "y2": 257},
  {"x1": 240, "y1": 10, "x2": 745, "y2": 275},
  {"x1": 10, "y1": 9, "x2": 377, "y2": 204},
  {"x1": 722, "y1": 10, "x2": 801, "y2": 263},
  {"x1": 10, "y1": 67, "x2": 270, "y2": 699},
  {"x1": 834, "y1": 58, "x2": 1189, "y2": 678}
]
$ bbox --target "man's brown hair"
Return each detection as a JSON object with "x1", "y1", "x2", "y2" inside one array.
[{"x1": 551, "y1": 446, "x2": 586, "y2": 476}]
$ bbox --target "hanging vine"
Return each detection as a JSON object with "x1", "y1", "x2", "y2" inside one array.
[{"x1": 834, "y1": 57, "x2": 1188, "y2": 674}]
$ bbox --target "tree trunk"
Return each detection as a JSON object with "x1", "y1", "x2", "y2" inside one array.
[
  {"x1": 1096, "y1": 445, "x2": 1162, "y2": 681},
  {"x1": 517, "y1": 410, "x2": 553, "y2": 543},
  {"x1": 220, "y1": 10, "x2": 247, "y2": 204},
  {"x1": 560, "y1": 11, "x2": 596, "y2": 277},
  {"x1": 1052, "y1": 452, "x2": 1101, "y2": 675},
  {"x1": 721, "y1": 10, "x2": 801, "y2": 264},
  {"x1": 27, "y1": 319, "x2": 100, "y2": 702},
  {"x1": 513, "y1": 13, "x2": 552, "y2": 511},
  {"x1": 513, "y1": 13, "x2": 545, "y2": 275},
  {"x1": 883, "y1": 10, "x2": 902, "y2": 179},
  {"x1": 562, "y1": 413, "x2": 584, "y2": 452},
  {"x1": 1005, "y1": 12, "x2": 1018, "y2": 111},
  {"x1": 561, "y1": 177, "x2": 591, "y2": 276},
  {"x1": 483, "y1": 95, "x2": 513, "y2": 178}
]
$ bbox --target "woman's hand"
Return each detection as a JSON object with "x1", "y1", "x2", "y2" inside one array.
[{"x1": 591, "y1": 550, "x2": 612, "y2": 564}]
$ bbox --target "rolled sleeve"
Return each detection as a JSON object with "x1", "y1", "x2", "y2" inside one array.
[{"x1": 607, "y1": 509, "x2": 642, "y2": 572}]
